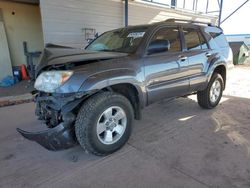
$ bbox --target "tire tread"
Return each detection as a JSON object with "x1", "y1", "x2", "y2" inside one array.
[
  {"x1": 75, "y1": 91, "x2": 133, "y2": 156},
  {"x1": 197, "y1": 73, "x2": 224, "y2": 109}
]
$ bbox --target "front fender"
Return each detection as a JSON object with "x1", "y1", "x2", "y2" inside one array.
[{"x1": 78, "y1": 69, "x2": 146, "y2": 107}]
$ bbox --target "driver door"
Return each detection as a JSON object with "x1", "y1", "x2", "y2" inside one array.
[{"x1": 144, "y1": 26, "x2": 190, "y2": 105}]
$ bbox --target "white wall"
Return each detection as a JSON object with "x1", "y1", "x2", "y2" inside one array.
[
  {"x1": 40, "y1": 0, "x2": 217, "y2": 48},
  {"x1": 0, "y1": 21, "x2": 12, "y2": 80},
  {"x1": 0, "y1": 1, "x2": 44, "y2": 66},
  {"x1": 40, "y1": 0, "x2": 124, "y2": 48}
]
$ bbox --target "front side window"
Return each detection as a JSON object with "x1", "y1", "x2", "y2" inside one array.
[
  {"x1": 86, "y1": 26, "x2": 149, "y2": 53},
  {"x1": 183, "y1": 28, "x2": 208, "y2": 50},
  {"x1": 150, "y1": 27, "x2": 182, "y2": 52}
]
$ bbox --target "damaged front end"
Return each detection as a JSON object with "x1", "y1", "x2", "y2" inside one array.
[
  {"x1": 17, "y1": 92, "x2": 90, "y2": 151},
  {"x1": 17, "y1": 119, "x2": 76, "y2": 151}
]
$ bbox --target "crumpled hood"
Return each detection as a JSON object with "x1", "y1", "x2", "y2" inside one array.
[{"x1": 36, "y1": 46, "x2": 128, "y2": 75}]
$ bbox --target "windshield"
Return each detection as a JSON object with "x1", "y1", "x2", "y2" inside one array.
[{"x1": 86, "y1": 26, "x2": 149, "y2": 53}]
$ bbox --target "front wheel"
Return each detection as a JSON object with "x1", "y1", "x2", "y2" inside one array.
[
  {"x1": 197, "y1": 73, "x2": 224, "y2": 109},
  {"x1": 75, "y1": 91, "x2": 134, "y2": 156}
]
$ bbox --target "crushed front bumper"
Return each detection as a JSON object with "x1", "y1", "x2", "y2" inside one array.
[
  {"x1": 17, "y1": 121, "x2": 77, "y2": 151},
  {"x1": 16, "y1": 92, "x2": 86, "y2": 151}
]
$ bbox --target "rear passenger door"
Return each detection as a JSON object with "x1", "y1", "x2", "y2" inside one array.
[{"x1": 182, "y1": 27, "x2": 211, "y2": 91}]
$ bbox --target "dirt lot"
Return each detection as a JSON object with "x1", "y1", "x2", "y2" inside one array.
[{"x1": 0, "y1": 65, "x2": 250, "y2": 188}]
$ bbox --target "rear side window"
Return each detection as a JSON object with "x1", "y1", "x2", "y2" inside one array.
[
  {"x1": 209, "y1": 32, "x2": 229, "y2": 48},
  {"x1": 198, "y1": 32, "x2": 208, "y2": 49},
  {"x1": 183, "y1": 28, "x2": 208, "y2": 50},
  {"x1": 150, "y1": 27, "x2": 181, "y2": 52}
]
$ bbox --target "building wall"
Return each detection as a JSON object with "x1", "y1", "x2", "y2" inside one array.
[
  {"x1": 0, "y1": 19, "x2": 12, "y2": 80},
  {"x1": 40, "y1": 0, "x2": 124, "y2": 48},
  {"x1": 0, "y1": 1, "x2": 44, "y2": 66},
  {"x1": 40, "y1": 0, "x2": 217, "y2": 48}
]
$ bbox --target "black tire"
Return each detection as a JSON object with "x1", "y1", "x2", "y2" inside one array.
[
  {"x1": 197, "y1": 73, "x2": 224, "y2": 109},
  {"x1": 75, "y1": 91, "x2": 134, "y2": 156}
]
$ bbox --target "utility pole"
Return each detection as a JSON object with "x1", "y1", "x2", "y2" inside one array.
[
  {"x1": 218, "y1": 0, "x2": 223, "y2": 26},
  {"x1": 125, "y1": 0, "x2": 128, "y2": 27}
]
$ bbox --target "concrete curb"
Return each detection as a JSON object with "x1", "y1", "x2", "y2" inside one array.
[{"x1": 0, "y1": 93, "x2": 34, "y2": 107}]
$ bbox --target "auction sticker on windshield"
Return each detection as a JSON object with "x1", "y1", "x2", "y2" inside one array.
[{"x1": 127, "y1": 32, "x2": 145, "y2": 38}]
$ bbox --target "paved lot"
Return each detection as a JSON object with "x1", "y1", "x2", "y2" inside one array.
[
  {"x1": 0, "y1": 80, "x2": 33, "y2": 98},
  {"x1": 1, "y1": 65, "x2": 250, "y2": 188}
]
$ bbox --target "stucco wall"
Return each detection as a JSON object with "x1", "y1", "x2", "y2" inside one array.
[
  {"x1": 40, "y1": 0, "x2": 217, "y2": 48},
  {"x1": 0, "y1": 1, "x2": 44, "y2": 66},
  {"x1": 0, "y1": 20, "x2": 12, "y2": 80}
]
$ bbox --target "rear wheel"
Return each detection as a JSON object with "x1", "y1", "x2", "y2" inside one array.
[
  {"x1": 197, "y1": 73, "x2": 224, "y2": 109},
  {"x1": 75, "y1": 91, "x2": 133, "y2": 156}
]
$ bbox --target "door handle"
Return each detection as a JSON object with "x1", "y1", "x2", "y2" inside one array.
[
  {"x1": 178, "y1": 55, "x2": 187, "y2": 61},
  {"x1": 205, "y1": 52, "x2": 212, "y2": 58}
]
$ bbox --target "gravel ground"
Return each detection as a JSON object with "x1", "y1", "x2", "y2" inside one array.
[
  {"x1": 0, "y1": 64, "x2": 250, "y2": 188},
  {"x1": 224, "y1": 63, "x2": 250, "y2": 98}
]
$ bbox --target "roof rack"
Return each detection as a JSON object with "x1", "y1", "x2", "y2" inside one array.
[{"x1": 165, "y1": 19, "x2": 213, "y2": 26}]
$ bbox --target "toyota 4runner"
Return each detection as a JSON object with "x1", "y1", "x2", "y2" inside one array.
[{"x1": 17, "y1": 19, "x2": 233, "y2": 156}]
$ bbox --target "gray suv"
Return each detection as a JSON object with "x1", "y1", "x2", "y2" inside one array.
[{"x1": 17, "y1": 19, "x2": 233, "y2": 156}]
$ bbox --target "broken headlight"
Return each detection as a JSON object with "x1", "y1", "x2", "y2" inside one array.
[{"x1": 34, "y1": 71, "x2": 73, "y2": 93}]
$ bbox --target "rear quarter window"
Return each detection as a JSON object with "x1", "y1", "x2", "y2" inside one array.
[
  {"x1": 209, "y1": 32, "x2": 229, "y2": 48},
  {"x1": 204, "y1": 26, "x2": 229, "y2": 49}
]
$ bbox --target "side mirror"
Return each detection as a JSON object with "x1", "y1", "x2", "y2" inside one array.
[{"x1": 147, "y1": 39, "x2": 170, "y2": 55}]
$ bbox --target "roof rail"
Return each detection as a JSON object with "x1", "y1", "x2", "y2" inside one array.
[{"x1": 165, "y1": 19, "x2": 213, "y2": 26}]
